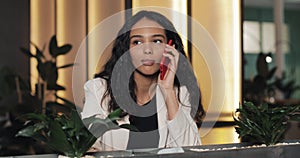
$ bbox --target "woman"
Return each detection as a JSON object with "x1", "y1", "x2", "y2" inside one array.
[{"x1": 82, "y1": 10, "x2": 205, "y2": 151}]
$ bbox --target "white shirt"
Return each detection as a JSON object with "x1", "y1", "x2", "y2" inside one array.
[{"x1": 81, "y1": 78, "x2": 201, "y2": 151}]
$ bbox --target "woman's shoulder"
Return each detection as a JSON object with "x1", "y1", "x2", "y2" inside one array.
[
  {"x1": 83, "y1": 77, "x2": 110, "y2": 117},
  {"x1": 176, "y1": 85, "x2": 189, "y2": 97},
  {"x1": 179, "y1": 85, "x2": 188, "y2": 92},
  {"x1": 178, "y1": 85, "x2": 192, "y2": 103},
  {"x1": 84, "y1": 77, "x2": 108, "y2": 90}
]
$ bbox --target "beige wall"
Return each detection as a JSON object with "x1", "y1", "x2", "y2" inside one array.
[
  {"x1": 56, "y1": 0, "x2": 86, "y2": 107},
  {"x1": 30, "y1": 0, "x2": 125, "y2": 109},
  {"x1": 88, "y1": 0, "x2": 125, "y2": 79},
  {"x1": 192, "y1": 0, "x2": 242, "y2": 121},
  {"x1": 30, "y1": 0, "x2": 55, "y2": 93}
]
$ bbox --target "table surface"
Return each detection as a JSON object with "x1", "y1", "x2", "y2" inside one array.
[
  {"x1": 3, "y1": 140, "x2": 300, "y2": 158},
  {"x1": 93, "y1": 140, "x2": 300, "y2": 158}
]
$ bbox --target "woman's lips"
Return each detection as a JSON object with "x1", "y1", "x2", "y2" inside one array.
[{"x1": 141, "y1": 59, "x2": 155, "y2": 66}]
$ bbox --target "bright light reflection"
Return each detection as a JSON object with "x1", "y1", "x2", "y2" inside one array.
[
  {"x1": 233, "y1": 0, "x2": 242, "y2": 111},
  {"x1": 266, "y1": 56, "x2": 273, "y2": 63}
]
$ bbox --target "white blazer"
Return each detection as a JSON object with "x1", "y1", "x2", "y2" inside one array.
[{"x1": 81, "y1": 78, "x2": 201, "y2": 151}]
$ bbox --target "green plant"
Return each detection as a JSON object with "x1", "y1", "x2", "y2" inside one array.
[
  {"x1": 243, "y1": 53, "x2": 277, "y2": 105},
  {"x1": 244, "y1": 53, "x2": 300, "y2": 105},
  {"x1": 274, "y1": 73, "x2": 300, "y2": 99},
  {"x1": 0, "y1": 66, "x2": 49, "y2": 156},
  {"x1": 19, "y1": 34, "x2": 76, "y2": 116},
  {"x1": 0, "y1": 35, "x2": 82, "y2": 155},
  {"x1": 14, "y1": 34, "x2": 137, "y2": 157},
  {"x1": 16, "y1": 108, "x2": 137, "y2": 158},
  {"x1": 234, "y1": 101, "x2": 300, "y2": 146},
  {"x1": 20, "y1": 35, "x2": 73, "y2": 91}
]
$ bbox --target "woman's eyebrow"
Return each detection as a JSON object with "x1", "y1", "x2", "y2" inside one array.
[
  {"x1": 130, "y1": 35, "x2": 143, "y2": 39},
  {"x1": 152, "y1": 34, "x2": 165, "y2": 38},
  {"x1": 130, "y1": 34, "x2": 165, "y2": 40}
]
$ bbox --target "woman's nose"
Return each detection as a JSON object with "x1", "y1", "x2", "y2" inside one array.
[{"x1": 143, "y1": 43, "x2": 153, "y2": 55}]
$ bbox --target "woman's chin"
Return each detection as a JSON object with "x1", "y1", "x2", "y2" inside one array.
[{"x1": 135, "y1": 69, "x2": 160, "y2": 78}]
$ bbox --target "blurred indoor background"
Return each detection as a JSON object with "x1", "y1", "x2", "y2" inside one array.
[{"x1": 0, "y1": 0, "x2": 300, "y2": 156}]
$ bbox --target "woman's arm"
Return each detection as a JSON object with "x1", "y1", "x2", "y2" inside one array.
[
  {"x1": 165, "y1": 86, "x2": 201, "y2": 147},
  {"x1": 158, "y1": 44, "x2": 180, "y2": 120},
  {"x1": 158, "y1": 44, "x2": 201, "y2": 146},
  {"x1": 81, "y1": 79, "x2": 108, "y2": 151},
  {"x1": 81, "y1": 78, "x2": 130, "y2": 151},
  {"x1": 81, "y1": 79, "x2": 107, "y2": 119}
]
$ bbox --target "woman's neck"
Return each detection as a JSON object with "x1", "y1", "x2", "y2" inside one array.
[{"x1": 133, "y1": 71, "x2": 157, "y2": 105}]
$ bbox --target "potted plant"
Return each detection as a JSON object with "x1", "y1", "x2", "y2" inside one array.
[
  {"x1": 243, "y1": 53, "x2": 277, "y2": 105},
  {"x1": 0, "y1": 66, "x2": 51, "y2": 155},
  {"x1": 244, "y1": 53, "x2": 300, "y2": 105},
  {"x1": 20, "y1": 35, "x2": 73, "y2": 92},
  {"x1": 234, "y1": 101, "x2": 300, "y2": 146},
  {"x1": 15, "y1": 35, "x2": 137, "y2": 157},
  {"x1": 20, "y1": 35, "x2": 76, "y2": 116},
  {"x1": 16, "y1": 106, "x2": 136, "y2": 158}
]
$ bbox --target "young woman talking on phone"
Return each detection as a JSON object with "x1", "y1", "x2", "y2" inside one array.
[{"x1": 81, "y1": 10, "x2": 205, "y2": 151}]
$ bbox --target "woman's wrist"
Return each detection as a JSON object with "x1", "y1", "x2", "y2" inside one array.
[{"x1": 163, "y1": 88, "x2": 179, "y2": 120}]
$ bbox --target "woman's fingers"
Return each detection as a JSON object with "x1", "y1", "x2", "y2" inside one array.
[{"x1": 163, "y1": 45, "x2": 179, "y2": 73}]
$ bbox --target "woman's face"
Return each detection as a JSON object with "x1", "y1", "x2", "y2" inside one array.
[{"x1": 129, "y1": 17, "x2": 167, "y2": 76}]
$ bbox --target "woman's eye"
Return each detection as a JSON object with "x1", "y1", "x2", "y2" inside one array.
[
  {"x1": 153, "y1": 39, "x2": 163, "y2": 44},
  {"x1": 132, "y1": 40, "x2": 142, "y2": 45}
]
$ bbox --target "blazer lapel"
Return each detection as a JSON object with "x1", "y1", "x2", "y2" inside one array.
[{"x1": 156, "y1": 86, "x2": 168, "y2": 148}]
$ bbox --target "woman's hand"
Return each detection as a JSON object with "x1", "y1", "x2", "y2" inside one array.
[
  {"x1": 158, "y1": 44, "x2": 179, "y2": 89},
  {"x1": 158, "y1": 44, "x2": 180, "y2": 120}
]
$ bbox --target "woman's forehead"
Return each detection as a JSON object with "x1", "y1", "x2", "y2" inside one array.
[{"x1": 131, "y1": 17, "x2": 164, "y2": 30}]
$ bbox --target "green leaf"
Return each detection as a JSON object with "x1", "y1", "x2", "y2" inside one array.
[
  {"x1": 70, "y1": 110, "x2": 85, "y2": 132},
  {"x1": 47, "y1": 84, "x2": 65, "y2": 91},
  {"x1": 46, "y1": 101, "x2": 74, "y2": 112},
  {"x1": 57, "y1": 44, "x2": 72, "y2": 56},
  {"x1": 34, "y1": 45, "x2": 45, "y2": 60},
  {"x1": 49, "y1": 35, "x2": 72, "y2": 58},
  {"x1": 47, "y1": 120, "x2": 74, "y2": 156},
  {"x1": 49, "y1": 35, "x2": 59, "y2": 58},
  {"x1": 57, "y1": 63, "x2": 74, "y2": 69},
  {"x1": 261, "y1": 103, "x2": 268, "y2": 112},
  {"x1": 45, "y1": 61, "x2": 58, "y2": 84},
  {"x1": 20, "y1": 47, "x2": 35, "y2": 58},
  {"x1": 56, "y1": 95, "x2": 76, "y2": 109},
  {"x1": 267, "y1": 67, "x2": 277, "y2": 80},
  {"x1": 15, "y1": 125, "x2": 48, "y2": 142},
  {"x1": 108, "y1": 108, "x2": 122, "y2": 119},
  {"x1": 34, "y1": 122, "x2": 47, "y2": 132},
  {"x1": 15, "y1": 125, "x2": 36, "y2": 137},
  {"x1": 120, "y1": 124, "x2": 139, "y2": 132},
  {"x1": 244, "y1": 101, "x2": 259, "y2": 113},
  {"x1": 290, "y1": 114, "x2": 300, "y2": 122},
  {"x1": 82, "y1": 115, "x2": 98, "y2": 126},
  {"x1": 233, "y1": 101, "x2": 300, "y2": 146},
  {"x1": 88, "y1": 120, "x2": 111, "y2": 138},
  {"x1": 46, "y1": 101, "x2": 65, "y2": 107},
  {"x1": 77, "y1": 133, "x2": 97, "y2": 157},
  {"x1": 18, "y1": 113, "x2": 47, "y2": 122}
]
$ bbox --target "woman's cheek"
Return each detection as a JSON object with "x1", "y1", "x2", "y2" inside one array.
[
  {"x1": 156, "y1": 50, "x2": 164, "y2": 62},
  {"x1": 130, "y1": 52, "x2": 141, "y2": 68}
]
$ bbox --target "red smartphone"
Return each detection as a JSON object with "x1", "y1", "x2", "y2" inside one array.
[{"x1": 160, "y1": 39, "x2": 173, "y2": 80}]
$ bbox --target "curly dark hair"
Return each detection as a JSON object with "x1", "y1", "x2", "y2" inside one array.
[{"x1": 94, "y1": 10, "x2": 205, "y2": 124}]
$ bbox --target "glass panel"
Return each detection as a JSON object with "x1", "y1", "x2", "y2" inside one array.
[{"x1": 243, "y1": 21, "x2": 260, "y2": 53}]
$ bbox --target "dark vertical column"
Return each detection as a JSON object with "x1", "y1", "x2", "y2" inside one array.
[
  {"x1": 0, "y1": 0, "x2": 30, "y2": 79},
  {"x1": 187, "y1": 0, "x2": 192, "y2": 63},
  {"x1": 86, "y1": 0, "x2": 89, "y2": 80},
  {"x1": 125, "y1": 0, "x2": 132, "y2": 21},
  {"x1": 241, "y1": 0, "x2": 245, "y2": 101}
]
